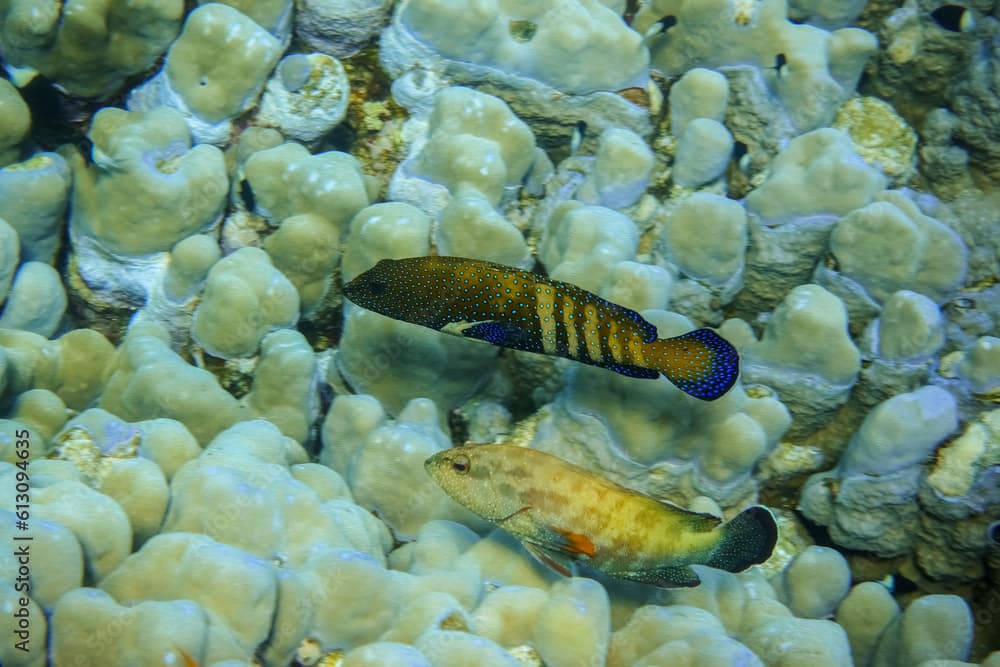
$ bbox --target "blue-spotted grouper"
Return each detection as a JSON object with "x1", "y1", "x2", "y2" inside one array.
[
  {"x1": 425, "y1": 444, "x2": 778, "y2": 588},
  {"x1": 344, "y1": 256, "x2": 739, "y2": 400}
]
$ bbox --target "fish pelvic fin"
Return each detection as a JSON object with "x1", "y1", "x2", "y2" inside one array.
[
  {"x1": 645, "y1": 328, "x2": 739, "y2": 400},
  {"x1": 611, "y1": 564, "x2": 702, "y2": 588},
  {"x1": 706, "y1": 506, "x2": 778, "y2": 574},
  {"x1": 523, "y1": 541, "x2": 576, "y2": 577},
  {"x1": 454, "y1": 320, "x2": 530, "y2": 347}
]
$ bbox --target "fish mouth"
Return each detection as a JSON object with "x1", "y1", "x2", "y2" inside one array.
[{"x1": 424, "y1": 451, "x2": 445, "y2": 473}]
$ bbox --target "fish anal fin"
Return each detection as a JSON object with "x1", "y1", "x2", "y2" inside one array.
[
  {"x1": 613, "y1": 565, "x2": 702, "y2": 588},
  {"x1": 523, "y1": 541, "x2": 576, "y2": 577},
  {"x1": 553, "y1": 528, "x2": 597, "y2": 557}
]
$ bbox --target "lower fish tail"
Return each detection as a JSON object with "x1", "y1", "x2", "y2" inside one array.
[
  {"x1": 644, "y1": 328, "x2": 740, "y2": 400},
  {"x1": 706, "y1": 506, "x2": 778, "y2": 574}
]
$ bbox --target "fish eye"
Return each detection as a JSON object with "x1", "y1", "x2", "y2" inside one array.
[
  {"x1": 451, "y1": 454, "x2": 470, "y2": 475},
  {"x1": 368, "y1": 279, "x2": 387, "y2": 295}
]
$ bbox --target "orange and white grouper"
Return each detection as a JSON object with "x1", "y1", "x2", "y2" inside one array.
[
  {"x1": 344, "y1": 256, "x2": 739, "y2": 400},
  {"x1": 425, "y1": 444, "x2": 778, "y2": 588}
]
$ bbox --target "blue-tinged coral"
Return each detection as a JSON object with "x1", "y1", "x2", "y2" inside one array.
[
  {"x1": 390, "y1": 86, "x2": 544, "y2": 215},
  {"x1": 660, "y1": 192, "x2": 748, "y2": 310},
  {"x1": 0, "y1": 509, "x2": 82, "y2": 609},
  {"x1": 99, "y1": 325, "x2": 243, "y2": 444},
  {"x1": 0, "y1": 0, "x2": 184, "y2": 98},
  {"x1": 257, "y1": 52, "x2": 351, "y2": 143},
  {"x1": 0, "y1": 79, "x2": 29, "y2": 166},
  {"x1": 68, "y1": 106, "x2": 228, "y2": 309},
  {"x1": 242, "y1": 142, "x2": 372, "y2": 231},
  {"x1": 0, "y1": 219, "x2": 16, "y2": 304},
  {"x1": 527, "y1": 311, "x2": 789, "y2": 508},
  {"x1": 381, "y1": 0, "x2": 656, "y2": 141},
  {"x1": 635, "y1": 0, "x2": 876, "y2": 133},
  {"x1": 742, "y1": 284, "x2": 860, "y2": 434},
  {"x1": 0, "y1": 462, "x2": 132, "y2": 581},
  {"x1": 0, "y1": 327, "x2": 114, "y2": 414},
  {"x1": 672, "y1": 117, "x2": 734, "y2": 188},
  {"x1": 435, "y1": 196, "x2": 531, "y2": 268},
  {"x1": 0, "y1": 152, "x2": 71, "y2": 265},
  {"x1": 262, "y1": 214, "x2": 341, "y2": 314},
  {"x1": 295, "y1": 0, "x2": 392, "y2": 57},
  {"x1": 190, "y1": 247, "x2": 300, "y2": 359},
  {"x1": 127, "y1": 3, "x2": 283, "y2": 144},
  {"x1": 539, "y1": 202, "x2": 642, "y2": 294},
  {"x1": 826, "y1": 190, "x2": 968, "y2": 306},
  {"x1": 50, "y1": 589, "x2": 207, "y2": 667},
  {"x1": 387, "y1": 0, "x2": 648, "y2": 95},
  {"x1": 800, "y1": 385, "x2": 959, "y2": 556},
  {"x1": 746, "y1": 128, "x2": 887, "y2": 223},
  {"x1": 575, "y1": 127, "x2": 655, "y2": 208},
  {"x1": 669, "y1": 68, "x2": 729, "y2": 135},
  {"x1": 320, "y1": 395, "x2": 486, "y2": 539},
  {"x1": 205, "y1": 0, "x2": 295, "y2": 42},
  {"x1": 2, "y1": 0, "x2": 999, "y2": 664},
  {"x1": 0, "y1": 261, "x2": 66, "y2": 337}
]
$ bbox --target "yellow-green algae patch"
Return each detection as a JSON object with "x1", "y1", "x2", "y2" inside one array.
[{"x1": 833, "y1": 97, "x2": 916, "y2": 182}]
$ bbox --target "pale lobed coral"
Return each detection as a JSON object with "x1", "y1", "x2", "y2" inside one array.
[
  {"x1": 385, "y1": 0, "x2": 649, "y2": 95},
  {"x1": 389, "y1": 85, "x2": 544, "y2": 216},
  {"x1": 380, "y1": 0, "x2": 656, "y2": 142},
  {"x1": 0, "y1": 152, "x2": 71, "y2": 265},
  {"x1": 0, "y1": 79, "x2": 29, "y2": 167},
  {"x1": 635, "y1": 0, "x2": 876, "y2": 134},
  {"x1": 799, "y1": 385, "x2": 960, "y2": 557},
  {"x1": 1, "y1": 0, "x2": 999, "y2": 664},
  {"x1": 0, "y1": 0, "x2": 184, "y2": 98},
  {"x1": 127, "y1": 3, "x2": 284, "y2": 144},
  {"x1": 295, "y1": 0, "x2": 393, "y2": 57},
  {"x1": 256, "y1": 52, "x2": 351, "y2": 143}
]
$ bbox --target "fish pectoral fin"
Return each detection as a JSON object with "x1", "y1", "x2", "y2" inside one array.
[
  {"x1": 456, "y1": 320, "x2": 529, "y2": 347},
  {"x1": 523, "y1": 541, "x2": 577, "y2": 577},
  {"x1": 552, "y1": 528, "x2": 597, "y2": 557},
  {"x1": 599, "y1": 362, "x2": 660, "y2": 379},
  {"x1": 613, "y1": 564, "x2": 702, "y2": 588}
]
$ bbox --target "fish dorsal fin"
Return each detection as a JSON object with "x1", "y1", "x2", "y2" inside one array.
[{"x1": 652, "y1": 496, "x2": 723, "y2": 529}]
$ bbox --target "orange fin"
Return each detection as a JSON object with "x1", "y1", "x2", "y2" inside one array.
[
  {"x1": 177, "y1": 649, "x2": 200, "y2": 667},
  {"x1": 554, "y1": 528, "x2": 597, "y2": 557}
]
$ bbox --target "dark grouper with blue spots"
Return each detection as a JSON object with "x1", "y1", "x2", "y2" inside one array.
[{"x1": 345, "y1": 256, "x2": 739, "y2": 400}]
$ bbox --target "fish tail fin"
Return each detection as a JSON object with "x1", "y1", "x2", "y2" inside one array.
[
  {"x1": 645, "y1": 328, "x2": 740, "y2": 400},
  {"x1": 706, "y1": 506, "x2": 778, "y2": 573}
]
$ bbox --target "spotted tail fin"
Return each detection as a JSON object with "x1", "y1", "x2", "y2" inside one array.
[
  {"x1": 646, "y1": 328, "x2": 739, "y2": 400},
  {"x1": 706, "y1": 506, "x2": 778, "y2": 574}
]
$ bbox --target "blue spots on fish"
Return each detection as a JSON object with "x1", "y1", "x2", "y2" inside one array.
[{"x1": 344, "y1": 256, "x2": 740, "y2": 400}]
